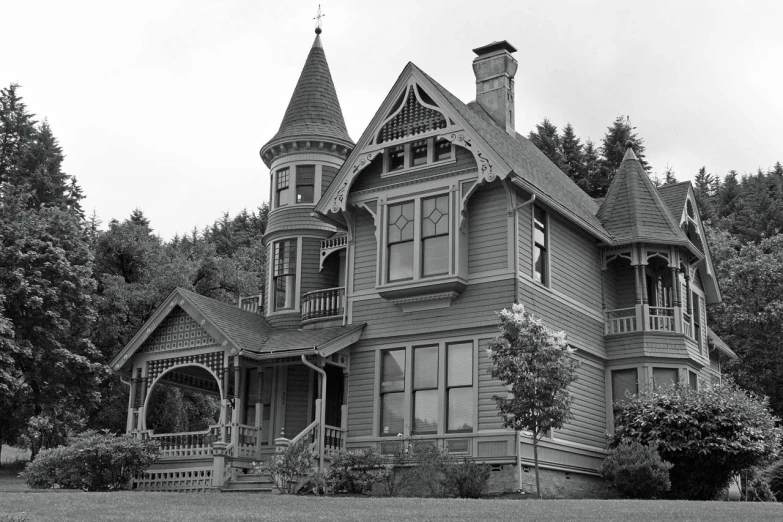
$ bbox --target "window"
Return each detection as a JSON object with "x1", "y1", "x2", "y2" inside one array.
[
  {"x1": 421, "y1": 195, "x2": 449, "y2": 277},
  {"x1": 389, "y1": 145, "x2": 406, "y2": 171},
  {"x1": 611, "y1": 369, "x2": 638, "y2": 417},
  {"x1": 447, "y1": 342, "x2": 473, "y2": 432},
  {"x1": 533, "y1": 205, "x2": 548, "y2": 284},
  {"x1": 692, "y1": 291, "x2": 702, "y2": 352},
  {"x1": 688, "y1": 370, "x2": 698, "y2": 391},
  {"x1": 413, "y1": 346, "x2": 438, "y2": 434},
  {"x1": 412, "y1": 140, "x2": 428, "y2": 166},
  {"x1": 382, "y1": 137, "x2": 454, "y2": 174},
  {"x1": 387, "y1": 201, "x2": 415, "y2": 281},
  {"x1": 296, "y1": 165, "x2": 315, "y2": 204},
  {"x1": 434, "y1": 138, "x2": 452, "y2": 162},
  {"x1": 386, "y1": 195, "x2": 451, "y2": 283},
  {"x1": 380, "y1": 349, "x2": 406, "y2": 436},
  {"x1": 275, "y1": 168, "x2": 290, "y2": 208},
  {"x1": 272, "y1": 240, "x2": 297, "y2": 311},
  {"x1": 653, "y1": 367, "x2": 679, "y2": 388}
]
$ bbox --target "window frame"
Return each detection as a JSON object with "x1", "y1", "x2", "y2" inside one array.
[
  {"x1": 412, "y1": 345, "x2": 439, "y2": 435},
  {"x1": 381, "y1": 137, "x2": 455, "y2": 177},
  {"x1": 295, "y1": 165, "x2": 315, "y2": 205},
  {"x1": 269, "y1": 237, "x2": 301, "y2": 313},
  {"x1": 446, "y1": 342, "x2": 474, "y2": 433},
  {"x1": 532, "y1": 205, "x2": 549, "y2": 286},
  {"x1": 275, "y1": 167, "x2": 291, "y2": 208},
  {"x1": 379, "y1": 348, "x2": 407, "y2": 437}
]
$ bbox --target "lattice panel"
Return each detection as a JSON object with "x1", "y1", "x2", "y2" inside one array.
[
  {"x1": 146, "y1": 352, "x2": 224, "y2": 391},
  {"x1": 140, "y1": 307, "x2": 217, "y2": 354},
  {"x1": 134, "y1": 468, "x2": 213, "y2": 492},
  {"x1": 378, "y1": 86, "x2": 447, "y2": 144}
]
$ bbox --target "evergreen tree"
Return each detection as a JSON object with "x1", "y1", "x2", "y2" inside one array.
[
  {"x1": 582, "y1": 140, "x2": 602, "y2": 198},
  {"x1": 560, "y1": 123, "x2": 591, "y2": 193},
  {"x1": 661, "y1": 164, "x2": 678, "y2": 186},
  {"x1": 694, "y1": 166, "x2": 716, "y2": 221},
  {"x1": 593, "y1": 115, "x2": 651, "y2": 197},
  {"x1": 528, "y1": 119, "x2": 563, "y2": 170}
]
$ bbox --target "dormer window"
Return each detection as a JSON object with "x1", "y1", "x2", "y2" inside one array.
[{"x1": 382, "y1": 137, "x2": 455, "y2": 175}]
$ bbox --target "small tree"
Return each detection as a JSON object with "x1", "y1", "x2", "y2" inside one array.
[{"x1": 487, "y1": 304, "x2": 579, "y2": 498}]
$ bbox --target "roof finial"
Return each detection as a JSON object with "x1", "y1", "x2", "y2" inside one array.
[{"x1": 314, "y1": 4, "x2": 325, "y2": 34}]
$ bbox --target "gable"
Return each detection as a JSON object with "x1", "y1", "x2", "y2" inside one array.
[{"x1": 139, "y1": 306, "x2": 219, "y2": 355}]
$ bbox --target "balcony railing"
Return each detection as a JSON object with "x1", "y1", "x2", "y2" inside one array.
[
  {"x1": 320, "y1": 236, "x2": 347, "y2": 250},
  {"x1": 605, "y1": 307, "x2": 637, "y2": 335},
  {"x1": 649, "y1": 307, "x2": 675, "y2": 332},
  {"x1": 301, "y1": 287, "x2": 345, "y2": 322}
]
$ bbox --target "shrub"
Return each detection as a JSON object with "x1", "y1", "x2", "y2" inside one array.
[
  {"x1": 737, "y1": 467, "x2": 777, "y2": 502},
  {"x1": 22, "y1": 432, "x2": 159, "y2": 490},
  {"x1": 764, "y1": 460, "x2": 783, "y2": 502},
  {"x1": 610, "y1": 382, "x2": 782, "y2": 500},
  {"x1": 327, "y1": 448, "x2": 383, "y2": 494},
  {"x1": 298, "y1": 470, "x2": 330, "y2": 496},
  {"x1": 252, "y1": 441, "x2": 313, "y2": 494},
  {"x1": 411, "y1": 444, "x2": 452, "y2": 498},
  {"x1": 600, "y1": 441, "x2": 672, "y2": 499},
  {"x1": 376, "y1": 440, "x2": 416, "y2": 497},
  {"x1": 442, "y1": 460, "x2": 491, "y2": 499}
]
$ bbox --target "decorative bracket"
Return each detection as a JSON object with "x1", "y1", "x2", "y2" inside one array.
[{"x1": 330, "y1": 150, "x2": 382, "y2": 214}]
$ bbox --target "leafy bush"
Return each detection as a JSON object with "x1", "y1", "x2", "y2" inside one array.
[
  {"x1": 376, "y1": 440, "x2": 415, "y2": 497},
  {"x1": 600, "y1": 441, "x2": 672, "y2": 499},
  {"x1": 442, "y1": 460, "x2": 491, "y2": 498},
  {"x1": 22, "y1": 432, "x2": 159, "y2": 490},
  {"x1": 411, "y1": 444, "x2": 452, "y2": 498},
  {"x1": 327, "y1": 448, "x2": 383, "y2": 494},
  {"x1": 737, "y1": 467, "x2": 777, "y2": 502},
  {"x1": 298, "y1": 470, "x2": 330, "y2": 496},
  {"x1": 764, "y1": 460, "x2": 783, "y2": 502},
  {"x1": 252, "y1": 441, "x2": 313, "y2": 494},
  {"x1": 610, "y1": 382, "x2": 782, "y2": 500}
]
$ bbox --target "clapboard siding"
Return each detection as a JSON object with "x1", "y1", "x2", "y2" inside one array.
[
  {"x1": 518, "y1": 197, "x2": 532, "y2": 277},
  {"x1": 468, "y1": 182, "x2": 508, "y2": 273},
  {"x1": 322, "y1": 166, "x2": 339, "y2": 197},
  {"x1": 549, "y1": 214, "x2": 603, "y2": 311},
  {"x1": 554, "y1": 357, "x2": 606, "y2": 447},
  {"x1": 605, "y1": 332, "x2": 694, "y2": 360},
  {"x1": 478, "y1": 338, "x2": 506, "y2": 431},
  {"x1": 353, "y1": 208, "x2": 377, "y2": 291},
  {"x1": 613, "y1": 262, "x2": 636, "y2": 309},
  {"x1": 519, "y1": 282, "x2": 604, "y2": 357},
  {"x1": 300, "y1": 237, "x2": 339, "y2": 295},
  {"x1": 347, "y1": 349, "x2": 375, "y2": 437},
  {"x1": 284, "y1": 365, "x2": 311, "y2": 437},
  {"x1": 602, "y1": 268, "x2": 618, "y2": 311},
  {"x1": 351, "y1": 278, "x2": 515, "y2": 340}
]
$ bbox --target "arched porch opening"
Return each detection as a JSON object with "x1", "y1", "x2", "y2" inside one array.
[{"x1": 145, "y1": 364, "x2": 222, "y2": 435}]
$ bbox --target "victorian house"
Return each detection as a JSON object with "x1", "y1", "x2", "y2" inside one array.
[{"x1": 110, "y1": 28, "x2": 736, "y2": 495}]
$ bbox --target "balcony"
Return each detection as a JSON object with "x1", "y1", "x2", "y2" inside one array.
[
  {"x1": 604, "y1": 306, "x2": 684, "y2": 335},
  {"x1": 301, "y1": 287, "x2": 345, "y2": 327}
]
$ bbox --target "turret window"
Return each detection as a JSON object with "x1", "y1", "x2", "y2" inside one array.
[
  {"x1": 272, "y1": 239, "x2": 297, "y2": 311},
  {"x1": 275, "y1": 168, "x2": 291, "y2": 208},
  {"x1": 296, "y1": 165, "x2": 315, "y2": 204}
]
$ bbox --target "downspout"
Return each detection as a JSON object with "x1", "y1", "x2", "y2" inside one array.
[
  {"x1": 301, "y1": 354, "x2": 326, "y2": 471},
  {"x1": 509, "y1": 193, "x2": 536, "y2": 304}
]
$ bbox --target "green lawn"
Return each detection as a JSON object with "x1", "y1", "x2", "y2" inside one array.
[{"x1": 0, "y1": 493, "x2": 781, "y2": 522}]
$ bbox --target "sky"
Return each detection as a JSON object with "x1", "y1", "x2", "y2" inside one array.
[{"x1": 2, "y1": 0, "x2": 782, "y2": 239}]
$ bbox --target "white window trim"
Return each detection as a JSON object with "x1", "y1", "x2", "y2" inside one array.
[
  {"x1": 380, "y1": 137, "x2": 456, "y2": 178},
  {"x1": 267, "y1": 236, "x2": 303, "y2": 315}
]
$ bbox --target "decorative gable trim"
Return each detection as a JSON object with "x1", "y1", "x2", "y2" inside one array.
[
  {"x1": 109, "y1": 288, "x2": 240, "y2": 373},
  {"x1": 316, "y1": 63, "x2": 512, "y2": 217}
]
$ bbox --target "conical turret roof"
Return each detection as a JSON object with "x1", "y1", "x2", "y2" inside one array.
[
  {"x1": 597, "y1": 145, "x2": 691, "y2": 248},
  {"x1": 262, "y1": 31, "x2": 353, "y2": 154}
]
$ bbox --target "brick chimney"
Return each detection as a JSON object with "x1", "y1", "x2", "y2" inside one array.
[{"x1": 472, "y1": 41, "x2": 518, "y2": 134}]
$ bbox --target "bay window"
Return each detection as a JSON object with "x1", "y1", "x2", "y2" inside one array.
[
  {"x1": 272, "y1": 239, "x2": 297, "y2": 311},
  {"x1": 387, "y1": 201, "x2": 415, "y2": 281},
  {"x1": 421, "y1": 195, "x2": 449, "y2": 277}
]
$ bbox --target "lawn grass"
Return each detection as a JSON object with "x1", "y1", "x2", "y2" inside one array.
[
  {"x1": 0, "y1": 446, "x2": 30, "y2": 494},
  {"x1": 0, "y1": 493, "x2": 781, "y2": 521}
]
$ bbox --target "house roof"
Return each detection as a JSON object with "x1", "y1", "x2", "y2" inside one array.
[
  {"x1": 404, "y1": 67, "x2": 613, "y2": 242},
  {"x1": 110, "y1": 288, "x2": 365, "y2": 372},
  {"x1": 261, "y1": 30, "x2": 353, "y2": 156},
  {"x1": 657, "y1": 181, "x2": 691, "y2": 222},
  {"x1": 707, "y1": 327, "x2": 738, "y2": 360},
  {"x1": 598, "y1": 147, "x2": 698, "y2": 254}
]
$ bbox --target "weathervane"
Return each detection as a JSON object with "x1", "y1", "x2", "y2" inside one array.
[{"x1": 314, "y1": 4, "x2": 325, "y2": 33}]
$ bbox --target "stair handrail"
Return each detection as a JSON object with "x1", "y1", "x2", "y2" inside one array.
[{"x1": 289, "y1": 419, "x2": 320, "y2": 450}]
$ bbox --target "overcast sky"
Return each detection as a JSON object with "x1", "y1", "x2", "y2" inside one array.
[{"x1": 3, "y1": 1, "x2": 781, "y2": 239}]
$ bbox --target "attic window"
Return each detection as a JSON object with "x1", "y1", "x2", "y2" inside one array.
[
  {"x1": 377, "y1": 85, "x2": 447, "y2": 144},
  {"x1": 389, "y1": 145, "x2": 406, "y2": 171},
  {"x1": 434, "y1": 138, "x2": 452, "y2": 162},
  {"x1": 412, "y1": 140, "x2": 428, "y2": 166}
]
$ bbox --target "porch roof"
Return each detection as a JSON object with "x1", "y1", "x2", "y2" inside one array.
[
  {"x1": 241, "y1": 323, "x2": 366, "y2": 361},
  {"x1": 707, "y1": 327, "x2": 738, "y2": 360}
]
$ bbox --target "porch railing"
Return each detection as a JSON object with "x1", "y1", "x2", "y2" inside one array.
[
  {"x1": 236, "y1": 424, "x2": 259, "y2": 458},
  {"x1": 301, "y1": 287, "x2": 345, "y2": 322},
  {"x1": 649, "y1": 307, "x2": 675, "y2": 332},
  {"x1": 288, "y1": 419, "x2": 320, "y2": 454},
  {"x1": 605, "y1": 307, "x2": 637, "y2": 334},
  {"x1": 323, "y1": 425, "x2": 346, "y2": 458},
  {"x1": 140, "y1": 425, "x2": 223, "y2": 458}
]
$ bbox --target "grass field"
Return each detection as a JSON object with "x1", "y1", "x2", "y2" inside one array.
[{"x1": 1, "y1": 493, "x2": 782, "y2": 522}]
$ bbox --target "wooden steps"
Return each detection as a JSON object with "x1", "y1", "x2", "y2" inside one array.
[{"x1": 221, "y1": 472, "x2": 277, "y2": 494}]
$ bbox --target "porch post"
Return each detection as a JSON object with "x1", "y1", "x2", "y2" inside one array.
[
  {"x1": 639, "y1": 263, "x2": 649, "y2": 330},
  {"x1": 231, "y1": 356, "x2": 241, "y2": 456},
  {"x1": 671, "y1": 266, "x2": 683, "y2": 333},
  {"x1": 255, "y1": 370, "x2": 263, "y2": 457},
  {"x1": 126, "y1": 370, "x2": 137, "y2": 433},
  {"x1": 633, "y1": 264, "x2": 644, "y2": 331},
  {"x1": 221, "y1": 366, "x2": 230, "y2": 442},
  {"x1": 138, "y1": 374, "x2": 148, "y2": 431}
]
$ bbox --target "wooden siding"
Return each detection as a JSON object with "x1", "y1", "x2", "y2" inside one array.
[
  {"x1": 322, "y1": 166, "x2": 339, "y2": 197},
  {"x1": 284, "y1": 365, "x2": 311, "y2": 437},
  {"x1": 519, "y1": 282, "x2": 604, "y2": 358},
  {"x1": 692, "y1": 269, "x2": 704, "y2": 291},
  {"x1": 468, "y1": 182, "x2": 508, "y2": 273},
  {"x1": 517, "y1": 196, "x2": 532, "y2": 278},
  {"x1": 549, "y1": 214, "x2": 603, "y2": 311},
  {"x1": 478, "y1": 338, "x2": 506, "y2": 431},
  {"x1": 602, "y1": 268, "x2": 617, "y2": 311},
  {"x1": 554, "y1": 357, "x2": 606, "y2": 447},
  {"x1": 351, "y1": 278, "x2": 515, "y2": 340},
  {"x1": 300, "y1": 237, "x2": 339, "y2": 295},
  {"x1": 266, "y1": 206, "x2": 335, "y2": 236},
  {"x1": 347, "y1": 349, "x2": 375, "y2": 437},
  {"x1": 353, "y1": 208, "x2": 377, "y2": 291},
  {"x1": 266, "y1": 312, "x2": 301, "y2": 330},
  {"x1": 611, "y1": 261, "x2": 636, "y2": 309},
  {"x1": 605, "y1": 332, "x2": 694, "y2": 361},
  {"x1": 351, "y1": 146, "x2": 476, "y2": 193}
]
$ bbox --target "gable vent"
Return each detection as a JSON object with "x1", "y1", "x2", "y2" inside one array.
[{"x1": 378, "y1": 85, "x2": 447, "y2": 144}]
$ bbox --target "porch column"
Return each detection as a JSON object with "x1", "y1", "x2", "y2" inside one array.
[
  {"x1": 221, "y1": 366, "x2": 230, "y2": 442},
  {"x1": 255, "y1": 370, "x2": 263, "y2": 456},
  {"x1": 138, "y1": 374, "x2": 148, "y2": 431},
  {"x1": 633, "y1": 264, "x2": 645, "y2": 331},
  {"x1": 125, "y1": 373, "x2": 137, "y2": 433},
  {"x1": 639, "y1": 263, "x2": 649, "y2": 330},
  {"x1": 231, "y1": 356, "x2": 241, "y2": 455},
  {"x1": 671, "y1": 266, "x2": 683, "y2": 333}
]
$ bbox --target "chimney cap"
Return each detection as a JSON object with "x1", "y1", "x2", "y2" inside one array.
[{"x1": 472, "y1": 40, "x2": 517, "y2": 56}]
